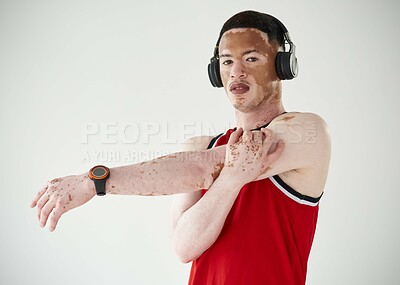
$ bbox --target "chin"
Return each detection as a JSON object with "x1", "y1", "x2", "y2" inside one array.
[
  {"x1": 233, "y1": 102, "x2": 255, "y2": 113},
  {"x1": 233, "y1": 96, "x2": 269, "y2": 113}
]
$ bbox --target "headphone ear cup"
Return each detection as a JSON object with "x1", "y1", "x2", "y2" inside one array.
[
  {"x1": 276, "y1": 52, "x2": 298, "y2": 80},
  {"x1": 208, "y1": 59, "x2": 223, "y2": 88}
]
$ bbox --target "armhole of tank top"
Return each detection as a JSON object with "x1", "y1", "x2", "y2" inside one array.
[
  {"x1": 207, "y1": 132, "x2": 224, "y2": 149},
  {"x1": 269, "y1": 175, "x2": 323, "y2": 207}
]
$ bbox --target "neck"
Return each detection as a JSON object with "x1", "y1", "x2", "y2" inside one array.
[{"x1": 235, "y1": 100, "x2": 285, "y2": 130}]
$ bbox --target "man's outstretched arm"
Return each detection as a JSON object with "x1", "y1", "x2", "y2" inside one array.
[{"x1": 30, "y1": 146, "x2": 227, "y2": 231}]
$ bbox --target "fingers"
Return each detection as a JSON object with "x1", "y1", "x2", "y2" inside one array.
[
  {"x1": 266, "y1": 140, "x2": 285, "y2": 165},
  {"x1": 32, "y1": 175, "x2": 85, "y2": 232},
  {"x1": 36, "y1": 191, "x2": 51, "y2": 221},
  {"x1": 260, "y1": 128, "x2": 275, "y2": 149},
  {"x1": 252, "y1": 131, "x2": 263, "y2": 144},
  {"x1": 267, "y1": 140, "x2": 285, "y2": 164},
  {"x1": 30, "y1": 184, "x2": 48, "y2": 208},
  {"x1": 34, "y1": 180, "x2": 63, "y2": 230},
  {"x1": 227, "y1": 127, "x2": 243, "y2": 145},
  {"x1": 39, "y1": 196, "x2": 57, "y2": 228},
  {"x1": 37, "y1": 191, "x2": 67, "y2": 231},
  {"x1": 242, "y1": 130, "x2": 253, "y2": 143},
  {"x1": 260, "y1": 128, "x2": 285, "y2": 163},
  {"x1": 49, "y1": 200, "x2": 65, "y2": 232}
]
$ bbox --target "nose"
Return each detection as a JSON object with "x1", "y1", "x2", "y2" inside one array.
[{"x1": 230, "y1": 61, "x2": 247, "y2": 80}]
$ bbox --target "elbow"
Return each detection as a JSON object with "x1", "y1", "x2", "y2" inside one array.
[
  {"x1": 171, "y1": 226, "x2": 220, "y2": 263},
  {"x1": 172, "y1": 233, "x2": 204, "y2": 263},
  {"x1": 177, "y1": 253, "x2": 195, "y2": 264},
  {"x1": 174, "y1": 249, "x2": 195, "y2": 264},
  {"x1": 172, "y1": 239, "x2": 198, "y2": 264}
]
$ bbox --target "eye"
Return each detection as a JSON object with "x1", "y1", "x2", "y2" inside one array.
[
  {"x1": 222, "y1": 59, "x2": 233, "y2": 65},
  {"x1": 246, "y1": 57, "x2": 258, "y2": 62}
]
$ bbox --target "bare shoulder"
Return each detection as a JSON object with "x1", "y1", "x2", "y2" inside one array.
[
  {"x1": 269, "y1": 111, "x2": 330, "y2": 153},
  {"x1": 265, "y1": 112, "x2": 331, "y2": 197},
  {"x1": 271, "y1": 111, "x2": 329, "y2": 136}
]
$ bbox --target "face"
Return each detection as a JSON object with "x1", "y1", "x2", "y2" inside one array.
[{"x1": 219, "y1": 28, "x2": 281, "y2": 112}]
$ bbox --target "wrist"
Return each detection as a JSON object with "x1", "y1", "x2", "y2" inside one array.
[
  {"x1": 88, "y1": 165, "x2": 110, "y2": 196},
  {"x1": 80, "y1": 172, "x2": 96, "y2": 197},
  {"x1": 217, "y1": 170, "x2": 245, "y2": 191}
]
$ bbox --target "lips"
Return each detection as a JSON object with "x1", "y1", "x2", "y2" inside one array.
[{"x1": 229, "y1": 82, "x2": 250, "y2": 95}]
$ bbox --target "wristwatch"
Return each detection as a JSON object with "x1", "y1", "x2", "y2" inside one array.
[{"x1": 89, "y1": 165, "x2": 110, "y2": 196}]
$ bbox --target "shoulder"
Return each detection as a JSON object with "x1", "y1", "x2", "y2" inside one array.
[
  {"x1": 271, "y1": 111, "x2": 329, "y2": 130},
  {"x1": 266, "y1": 112, "x2": 331, "y2": 197},
  {"x1": 270, "y1": 112, "x2": 330, "y2": 149},
  {"x1": 180, "y1": 135, "x2": 215, "y2": 152}
]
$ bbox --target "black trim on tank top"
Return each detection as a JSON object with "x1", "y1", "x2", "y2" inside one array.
[
  {"x1": 272, "y1": 175, "x2": 323, "y2": 203},
  {"x1": 250, "y1": 112, "x2": 287, "y2": 131},
  {"x1": 207, "y1": 133, "x2": 224, "y2": 149},
  {"x1": 207, "y1": 112, "x2": 288, "y2": 149}
]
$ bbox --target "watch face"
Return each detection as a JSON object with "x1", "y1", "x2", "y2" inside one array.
[
  {"x1": 93, "y1": 167, "x2": 106, "y2": 177},
  {"x1": 89, "y1": 165, "x2": 110, "y2": 180}
]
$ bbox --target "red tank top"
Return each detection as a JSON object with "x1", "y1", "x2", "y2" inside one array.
[{"x1": 188, "y1": 128, "x2": 322, "y2": 285}]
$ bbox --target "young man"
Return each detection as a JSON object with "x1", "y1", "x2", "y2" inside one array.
[
  {"x1": 170, "y1": 11, "x2": 330, "y2": 284},
  {"x1": 31, "y1": 10, "x2": 330, "y2": 285}
]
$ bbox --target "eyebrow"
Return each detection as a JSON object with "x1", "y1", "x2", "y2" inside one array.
[{"x1": 219, "y1": 49, "x2": 260, "y2": 58}]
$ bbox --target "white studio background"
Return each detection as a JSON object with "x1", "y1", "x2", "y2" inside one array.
[{"x1": 0, "y1": 0, "x2": 399, "y2": 284}]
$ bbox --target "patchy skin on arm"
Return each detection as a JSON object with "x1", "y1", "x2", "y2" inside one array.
[
  {"x1": 261, "y1": 166, "x2": 271, "y2": 174},
  {"x1": 211, "y1": 162, "x2": 225, "y2": 181},
  {"x1": 227, "y1": 141, "x2": 240, "y2": 168},
  {"x1": 196, "y1": 178, "x2": 207, "y2": 189}
]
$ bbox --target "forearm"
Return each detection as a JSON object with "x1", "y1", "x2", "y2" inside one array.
[
  {"x1": 171, "y1": 173, "x2": 243, "y2": 263},
  {"x1": 104, "y1": 147, "x2": 226, "y2": 196}
]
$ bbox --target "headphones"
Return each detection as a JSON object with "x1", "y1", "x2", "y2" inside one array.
[{"x1": 207, "y1": 14, "x2": 298, "y2": 88}]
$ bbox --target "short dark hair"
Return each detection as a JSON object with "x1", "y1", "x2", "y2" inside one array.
[{"x1": 215, "y1": 10, "x2": 285, "y2": 49}]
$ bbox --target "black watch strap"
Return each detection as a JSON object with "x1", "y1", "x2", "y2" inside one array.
[
  {"x1": 93, "y1": 180, "x2": 107, "y2": 196},
  {"x1": 89, "y1": 165, "x2": 110, "y2": 196}
]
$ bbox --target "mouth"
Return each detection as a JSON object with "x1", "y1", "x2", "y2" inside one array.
[{"x1": 229, "y1": 82, "x2": 250, "y2": 95}]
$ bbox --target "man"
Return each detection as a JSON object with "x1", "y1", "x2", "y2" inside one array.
[
  {"x1": 31, "y1": 10, "x2": 330, "y2": 285},
  {"x1": 170, "y1": 11, "x2": 330, "y2": 284}
]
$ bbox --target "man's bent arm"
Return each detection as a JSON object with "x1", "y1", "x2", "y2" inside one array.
[
  {"x1": 171, "y1": 171, "x2": 243, "y2": 263},
  {"x1": 171, "y1": 128, "x2": 284, "y2": 263}
]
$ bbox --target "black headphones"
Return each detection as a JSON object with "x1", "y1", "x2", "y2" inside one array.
[{"x1": 207, "y1": 14, "x2": 298, "y2": 88}]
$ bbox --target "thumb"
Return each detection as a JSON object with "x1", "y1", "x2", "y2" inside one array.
[{"x1": 227, "y1": 127, "x2": 243, "y2": 145}]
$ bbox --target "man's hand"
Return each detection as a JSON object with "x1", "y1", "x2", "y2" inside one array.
[
  {"x1": 30, "y1": 173, "x2": 95, "y2": 232},
  {"x1": 221, "y1": 127, "x2": 284, "y2": 185}
]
